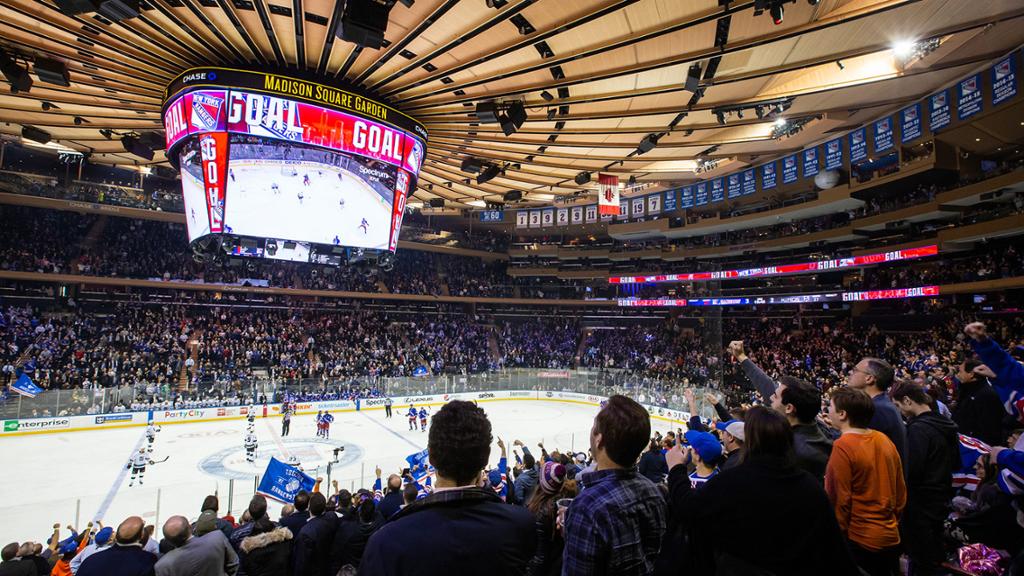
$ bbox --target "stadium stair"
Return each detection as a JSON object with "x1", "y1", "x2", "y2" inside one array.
[
  {"x1": 376, "y1": 279, "x2": 390, "y2": 293},
  {"x1": 180, "y1": 331, "x2": 201, "y2": 390},
  {"x1": 487, "y1": 327, "x2": 501, "y2": 363},
  {"x1": 69, "y1": 215, "x2": 108, "y2": 272}
]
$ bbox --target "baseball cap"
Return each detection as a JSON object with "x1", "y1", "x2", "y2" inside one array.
[
  {"x1": 714, "y1": 420, "x2": 745, "y2": 442},
  {"x1": 94, "y1": 527, "x2": 113, "y2": 546},
  {"x1": 684, "y1": 430, "x2": 723, "y2": 463},
  {"x1": 59, "y1": 540, "x2": 79, "y2": 555}
]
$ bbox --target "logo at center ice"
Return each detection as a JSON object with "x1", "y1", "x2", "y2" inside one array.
[{"x1": 198, "y1": 437, "x2": 363, "y2": 480}]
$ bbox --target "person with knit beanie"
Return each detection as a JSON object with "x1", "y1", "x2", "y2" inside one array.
[{"x1": 526, "y1": 461, "x2": 567, "y2": 576}]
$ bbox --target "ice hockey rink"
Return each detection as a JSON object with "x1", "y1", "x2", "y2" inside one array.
[
  {"x1": 225, "y1": 161, "x2": 393, "y2": 250},
  {"x1": 0, "y1": 399, "x2": 675, "y2": 545}
]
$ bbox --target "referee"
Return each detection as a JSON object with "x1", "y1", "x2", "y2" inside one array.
[{"x1": 384, "y1": 397, "x2": 393, "y2": 418}]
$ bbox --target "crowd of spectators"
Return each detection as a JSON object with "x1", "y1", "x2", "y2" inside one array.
[{"x1": 496, "y1": 318, "x2": 579, "y2": 368}]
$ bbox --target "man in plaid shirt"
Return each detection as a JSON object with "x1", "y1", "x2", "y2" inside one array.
[{"x1": 563, "y1": 395, "x2": 667, "y2": 575}]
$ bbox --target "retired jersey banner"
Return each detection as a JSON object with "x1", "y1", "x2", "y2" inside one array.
[
  {"x1": 585, "y1": 204, "x2": 598, "y2": 223},
  {"x1": 597, "y1": 173, "x2": 620, "y2": 215},
  {"x1": 516, "y1": 211, "x2": 528, "y2": 228},
  {"x1": 631, "y1": 196, "x2": 645, "y2": 217},
  {"x1": 824, "y1": 138, "x2": 843, "y2": 171},
  {"x1": 849, "y1": 127, "x2": 867, "y2": 162},
  {"x1": 528, "y1": 210, "x2": 541, "y2": 228},
  {"x1": 782, "y1": 154, "x2": 798, "y2": 184},
  {"x1": 761, "y1": 162, "x2": 777, "y2": 190},
  {"x1": 742, "y1": 169, "x2": 756, "y2": 196},
  {"x1": 802, "y1": 147, "x2": 819, "y2": 178},
  {"x1": 992, "y1": 53, "x2": 1018, "y2": 106},
  {"x1": 617, "y1": 200, "x2": 628, "y2": 220},
  {"x1": 541, "y1": 208, "x2": 555, "y2": 227},
  {"x1": 664, "y1": 189, "x2": 677, "y2": 211},
  {"x1": 929, "y1": 89, "x2": 951, "y2": 132},
  {"x1": 710, "y1": 178, "x2": 725, "y2": 203},
  {"x1": 874, "y1": 117, "x2": 894, "y2": 153},
  {"x1": 900, "y1": 104, "x2": 922, "y2": 143},
  {"x1": 957, "y1": 74, "x2": 983, "y2": 120},
  {"x1": 571, "y1": 206, "x2": 584, "y2": 225},
  {"x1": 556, "y1": 208, "x2": 569, "y2": 226},
  {"x1": 727, "y1": 173, "x2": 742, "y2": 199},
  {"x1": 680, "y1": 186, "x2": 694, "y2": 208},
  {"x1": 647, "y1": 194, "x2": 661, "y2": 214},
  {"x1": 695, "y1": 182, "x2": 709, "y2": 206}
]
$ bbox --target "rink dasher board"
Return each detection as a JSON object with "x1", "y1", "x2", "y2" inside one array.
[{"x1": 0, "y1": 390, "x2": 693, "y2": 437}]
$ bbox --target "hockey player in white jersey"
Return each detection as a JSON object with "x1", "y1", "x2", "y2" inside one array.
[
  {"x1": 247, "y1": 406, "x2": 256, "y2": 426},
  {"x1": 145, "y1": 422, "x2": 159, "y2": 452},
  {"x1": 127, "y1": 448, "x2": 150, "y2": 487},
  {"x1": 244, "y1": 430, "x2": 258, "y2": 463}
]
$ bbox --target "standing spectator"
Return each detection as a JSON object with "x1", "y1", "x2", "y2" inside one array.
[
  {"x1": 293, "y1": 493, "x2": 336, "y2": 576},
  {"x1": 193, "y1": 496, "x2": 234, "y2": 540},
  {"x1": 16, "y1": 543, "x2": 48, "y2": 576},
  {"x1": 951, "y1": 358, "x2": 1006, "y2": 446},
  {"x1": 376, "y1": 474, "x2": 404, "y2": 520},
  {"x1": 562, "y1": 395, "x2": 666, "y2": 576},
  {"x1": 684, "y1": 430, "x2": 722, "y2": 489},
  {"x1": 890, "y1": 380, "x2": 959, "y2": 576},
  {"x1": 278, "y1": 492, "x2": 310, "y2": 539},
  {"x1": 965, "y1": 321, "x2": 1024, "y2": 398},
  {"x1": 714, "y1": 420, "x2": 745, "y2": 471},
  {"x1": 663, "y1": 406, "x2": 857, "y2": 576},
  {"x1": 69, "y1": 527, "x2": 112, "y2": 574},
  {"x1": 825, "y1": 387, "x2": 906, "y2": 576},
  {"x1": 525, "y1": 461, "x2": 566, "y2": 576},
  {"x1": 238, "y1": 515, "x2": 292, "y2": 576},
  {"x1": 155, "y1": 516, "x2": 239, "y2": 576},
  {"x1": 637, "y1": 439, "x2": 668, "y2": 484},
  {"x1": 0, "y1": 543, "x2": 33, "y2": 576},
  {"x1": 329, "y1": 494, "x2": 383, "y2": 574},
  {"x1": 847, "y1": 357, "x2": 908, "y2": 470},
  {"x1": 513, "y1": 441, "x2": 539, "y2": 505},
  {"x1": 77, "y1": 517, "x2": 158, "y2": 576},
  {"x1": 727, "y1": 342, "x2": 832, "y2": 480},
  {"x1": 361, "y1": 400, "x2": 535, "y2": 575}
]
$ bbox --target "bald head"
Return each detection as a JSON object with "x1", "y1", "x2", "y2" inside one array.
[
  {"x1": 1, "y1": 543, "x2": 17, "y2": 562},
  {"x1": 387, "y1": 474, "x2": 401, "y2": 491},
  {"x1": 117, "y1": 516, "x2": 145, "y2": 545},
  {"x1": 162, "y1": 516, "x2": 191, "y2": 548}
]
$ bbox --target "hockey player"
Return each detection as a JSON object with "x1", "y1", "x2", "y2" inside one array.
[
  {"x1": 297, "y1": 189, "x2": 304, "y2": 204},
  {"x1": 418, "y1": 407, "x2": 429, "y2": 432},
  {"x1": 127, "y1": 448, "x2": 150, "y2": 487},
  {"x1": 303, "y1": 173, "x2": 310, "y2": 186},
  {"x1": 338, "y1": 197, "x2": 345, "y2": 209},
  {"x1": 244, "y1": 429, "x2": 258, "y2": 463},
  {"x1": 229, "y1": 168, "x2": 235, "y2": 182},
  {"x1": 359, "y1": 218, "x2": 369, "y2": 234},
  {"x1": 145, "y1": 422, "x2": 159, "y2": 453},
  {"x1": 271, "y1": 183, "x2": 280, "y2": 194},
  {"x1": 407, "y1": 404, "x2": 417, "y2": 431},
  {"x1": 321, "y1": 410, "x2": 335, "y2": 439},
  {"x1": 247, "y1": 405, "x2": 256, "y2": 426},
  {"x1": 316, "y1": 410, "x2": 324, "y2": 437}
]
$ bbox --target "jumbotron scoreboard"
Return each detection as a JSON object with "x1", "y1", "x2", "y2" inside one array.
[{"x1": 162, "y1": 67, "x2": 427, "y2": 264}]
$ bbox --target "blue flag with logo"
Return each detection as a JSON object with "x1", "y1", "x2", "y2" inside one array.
[
  {"x1": 954, "y1": 434, "x2": 989, "y2": 492},
  {"x1": 412, "y1": 365, "x2": 429, "y2": 377},
  {"x1": 406, "y1": 449, "x2": 432, "y2": 483},
  {"x1": 11, "y1": 373, "x2": 42, "y2": 398},
  {"x1": 257, "y1": 457, "x2": 315, "y2": 503}
]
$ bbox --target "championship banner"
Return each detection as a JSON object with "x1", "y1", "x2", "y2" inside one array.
[
  {"x1": 957, "y1": 74, "x2": 983, "y2": 120},
  {"x1": 571, "y1": 206, "x2": 584, "y2": 225},
  {"x1": 556, "y1": 208, "x2": 569, "y2": 226},
  {"x1": 516, "y1": 211, "x2": 529, "y2": 228},
  {"x1": 680, "y1": 186, "x2": 694, "y2": 208},
  {"x1": 781, "y1": 154, "x2": 798, "y2": 184},
  {"x1": 761, "y1": 162, "x2": 777, "y2": 190},
  {"x1": 541, "y1": 208, "x2": 555, "y2": 227},
  {"x1": 929, "y1": 89, "x2": 951, "y2": 132},
  {"x1": 849, "y1": 127, "x2": 867, "y2": 163},
  {"x1": 992, "y1": 53, "x2": 1018, "y2": 106},
  {"x1": 741, "y1": 169, "x2": 756, "y2": 196},
  {"x1": 585, "y1": 205, "x2": 598, "y2": 223},
  {"x1": 647, "y1": 194, "x2": 661, "y2": 214},
  {"x1": 10, "y1": 374, "x2": 42, "y2": 398},
  {"x1": 874, "y1": 117, "x2": 894, "y2": 153},
  {"x1": 257, "y1": 457, "x2": 315, "y2": 503},
  {"x1": 597, "y1": 173, "x2": 620, "y2": 215},
  {"x1": 710, "y1": 178, "x2": 724, "y2": 203},
  {"x1": 727, "y1": 173, "x2": 741, "y2": 199},
  {"x1": 695, "y1": 182, "x2": 709, "y2": 205},
  {"x1": 900, "y1": 104, "x2": 922, "y2": 143},
  {"x1": 663, "y1": 189, "x2": 677, "y2": 211},
  {"x1": 802, "y1": 147, "x2": 819, "y2": 178},
  {"x1": 528, "y1": 210, "x2": 541, "y2": 228},
  {"x1": 824, "y1": 138, "x2": 843, "y2": 171},
  {"x1": 631, "y1": 196, "x2": 645, "y2": 217}
]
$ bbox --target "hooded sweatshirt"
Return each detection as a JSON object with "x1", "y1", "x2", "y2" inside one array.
[{"x1": 905, "y1": 411, "x2": 959, "y2": 511}]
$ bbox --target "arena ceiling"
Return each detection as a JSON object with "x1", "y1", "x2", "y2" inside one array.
[{"x1": 1, "y1": 0, "x2": 1024, "y2": 209}]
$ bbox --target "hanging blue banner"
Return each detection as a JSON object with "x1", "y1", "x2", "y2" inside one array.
[
  {"x1": 849, "y1": 127, "x2": 867, "y2": 162},
  {"x1": 695, "y1": 182, "x2": 709, "y2": 206},
  {"x1": 412, "y1": 365, "x2": 429, "y2": 377},
  {"x1": 727, "y1": 173, "x2": 742, "y2": 199},
  {"x1": 664, "y1": 189, "x2": 677, "y2": 212},
  {"x1": 11, "y1": 373, "x2": 42, "y2": 398},
  {"x1": 741, "y1": 169, "x2": 756, "y2": 196},
  {"x1": 900, "y1": 103, "x2": 922, "y2": 143},
  {"x1": 929, "y1": 89, "x2": 951, "y2": 132},
  {"x1": 874, "y1": 117, "x2": 894, "y2": 153},
  {"x1": 761, "y1": 161, "x2": 777, "y2": 190},
  {"x1": 257, "y1": 457, "x2": 316, "y2": 504},
  {"x1": 479, "y1": 210, "x2": 503, "y2": 223},
  {"x1": 824, "y1": 138, "x2": 843, "y2": 171},
  {"x1": 680, "y1": 186, "x2": 694, "y2": 208},
  {"x1": 710, "y1": 178, "x2": 725, "y2": 203},
  {"x1": 405, "y1": 449, "x2": 433, "y2": 484},
  {"x1": 802, "y1": 147, "x2": 819, "y2": 178},
  {"x1": 957, "y1": 74, "x2": 983, "y2": 120},
  {"x1": 992, "y1": 53, "x2": 1018, "y2": 106},
  {"x1": 782, "y1": 154, "x2": 798, "y2": 184}
]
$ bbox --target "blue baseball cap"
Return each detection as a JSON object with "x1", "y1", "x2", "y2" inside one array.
[
  {"x1": 684, "y1": 430, "x2": 723, "y2": 463},
  {"x1": 94, "y1": 527, "x2": 113, "y2": 546},
  {"x1": 59, "y1": 540, "x2": 79, "y2": 555}
]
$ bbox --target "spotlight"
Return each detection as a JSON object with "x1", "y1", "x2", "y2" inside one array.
[
  {"x1": 33, "y1": 57, "x2": 71, "y2": 86},
  {"x1": 337, "y1": 0, "x2": 395, "y2": 49},
  {"x1": 574, "y1": 171, "x2": 591, "y2": 185},
  {"x1": 41, "y1": 101, "x2": 58, "y2": 111},
  {"x1": 836, "y1": 60, "x2": 845, "y2": 70},
  {"x1": 475, "y1": 102, "x2": 500, "y2": 123},
  {"x1": 21, "y1": 125, "x2": 51, "y2": 144},
  {"x1": 500, "y1": 101, "x2": 527, "y2": 136},
  {"x1": 100, "y1": 129, "x2": 113, "y2": 139},
  {"x1": 121, "y1": 134, "x2": 154, "y2": 160},
  {"x1": 627, "y1": 175, "x2": 637, "y2": 187},
  {"x1": 461, "y1": 157, "x2": 485, "y2": 173},
  {"x1": 770, "y1": 2, "x2": 783, "y2": 24},
  {"x1": 755, "y1": 106, "x2": 765, "y2": 119},
  {"x1": 477, "y1": 163, "x2": 501, "y2": 185},
  {"x1": 74, "y1": 116, "x2": 86, "y2": 125},
  {"x1": 892, "y1": 39, "x2": 916, "y2": 59},
  {"x1": 546, "y1": 108, "x2": 556, "y2": 120},
  {"x1": 486, "y1": 0, "x2": 508, "y2": 7},
  {"x1": 636, "y1": 133, "x2": 661, "y2": 155},
  {"x1": 715, "y1": 111, "x2": 726, "y2": 125},
  {"x1": 684, "y1": 63, "x2": 702, "y2": 92},
  {"x1": 774, "y1": 117, "x2": 787, "y2": 127},
  {"x1": 0, "y1": 52, "x2": 32, "y2": 93},
  {"x1": 540, "y1": 90, "x2": 554, "y2": 102}
]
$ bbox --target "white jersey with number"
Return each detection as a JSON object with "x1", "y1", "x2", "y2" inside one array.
[
  {"x1": 146, "y1": 425, "x2": 157, "y2": 440},
  {"x1": 130, "y1": 452, "x2": 149, "y2": 469},
  {"x1": 244, "y1": 433, "x2": 258, "y2": 449}
]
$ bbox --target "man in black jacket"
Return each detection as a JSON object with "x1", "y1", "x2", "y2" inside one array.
[
  {"x1": 891, "y1": 380, "x2": 960, "y2": 576},
  {"x1": 0, "y1": 543, "x2": 33, "y2": 576},
  {"x1": 279, "y1": 491, "x2": 310, "y2": 538},
  {"x1": 294, "y1": 493, "x2": 336, "y2": 576},
  {"x1": 360, "y1": 400, "x2": 535, "y2": 576},
  {"x1": 728, "y1": 341, "x2": 832, "y2": 481},
  {"x1": 373, "y1": 468, "x2": 405, "y2": 519},
  {"x1": 952, "y1": 358, "x2": 1005, "y2": 447}
]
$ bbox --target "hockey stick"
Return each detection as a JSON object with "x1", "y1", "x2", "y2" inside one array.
[{"x1": 149, "y1": 456, "x2": 170, "y2": 465}]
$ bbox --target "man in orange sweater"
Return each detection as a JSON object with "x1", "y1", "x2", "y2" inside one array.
[{"x1": 825, "y1": 387, "x2": 906, "y2": 576}]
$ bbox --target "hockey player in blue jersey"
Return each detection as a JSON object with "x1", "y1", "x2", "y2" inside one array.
[
  {"x1": 407, "y1": 404, "x2": 417, "y2": 431},
  {"x1": 418, "y1": 407, "x2": 429, "y2": 432},
  {"x1": 321, "y1": 410, "x2": 335, "y2": 439},
  {"x1": 315, "y1": 410, "x2": 324, "y2": 437},
  {"x1": 359, "y1": 218, "x2": 369, "y2": 234},
  {"x1": 303, "y1": 173, "x2": 310, "y2": 186}
]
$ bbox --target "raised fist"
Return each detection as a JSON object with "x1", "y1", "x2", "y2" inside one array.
[
  {"x1": 727, "y1": 341, "x2": 746, "y2": 359},
  {"x1": 964, "y1": 322, "x2": 987, "y2": 341}
]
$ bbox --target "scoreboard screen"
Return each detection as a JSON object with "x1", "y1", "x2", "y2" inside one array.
[{"x1": 163, "y1": 69, "x2": 426, "y2": 255}]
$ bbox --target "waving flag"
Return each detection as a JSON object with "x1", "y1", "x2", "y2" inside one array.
[
  {"x1": 11, "y1": 373, "x2": 42, "y2": 398},
  {"x1": 954, "y1": 434, "x2": 990, "y2": 491},
  {"x1": 257, "y1": 457, "x2": 315, "y2": 503}
]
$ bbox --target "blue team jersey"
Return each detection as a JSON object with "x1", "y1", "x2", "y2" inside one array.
[
  {"x1": 419, "y1": 409, "x2": 427, "y2": 419},
  {"x1": 408, "y1": 408, "x2": 417, "y2": 418}
]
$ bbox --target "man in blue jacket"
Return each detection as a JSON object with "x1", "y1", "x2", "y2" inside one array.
[{"x1": 966, "y1": 321, "x2": 1024, "y2": 422}]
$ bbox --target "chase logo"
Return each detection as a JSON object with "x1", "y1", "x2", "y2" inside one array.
[
  {"x1": 182, "y1": 72, "x2": 207, "y2": 83},
  {"x1": 3, "y1": 421, "x2": 17, "y2": 432},
  {"x1": 208, "y1": 71, "x2": 217, "y2": 81}
]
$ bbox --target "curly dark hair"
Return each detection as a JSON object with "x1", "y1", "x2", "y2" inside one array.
[{"x1": 428, "y1": 400, "x2": 493, "y2": 486}]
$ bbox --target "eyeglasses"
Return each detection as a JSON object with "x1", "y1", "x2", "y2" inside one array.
[{"x1": 849, "y1": 367, "x2": 872, "y2": 376}]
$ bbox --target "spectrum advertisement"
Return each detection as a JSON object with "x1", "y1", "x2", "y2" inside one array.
[{"x1": 616, "y1": 286, "x2": 940, "y2": 307}]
